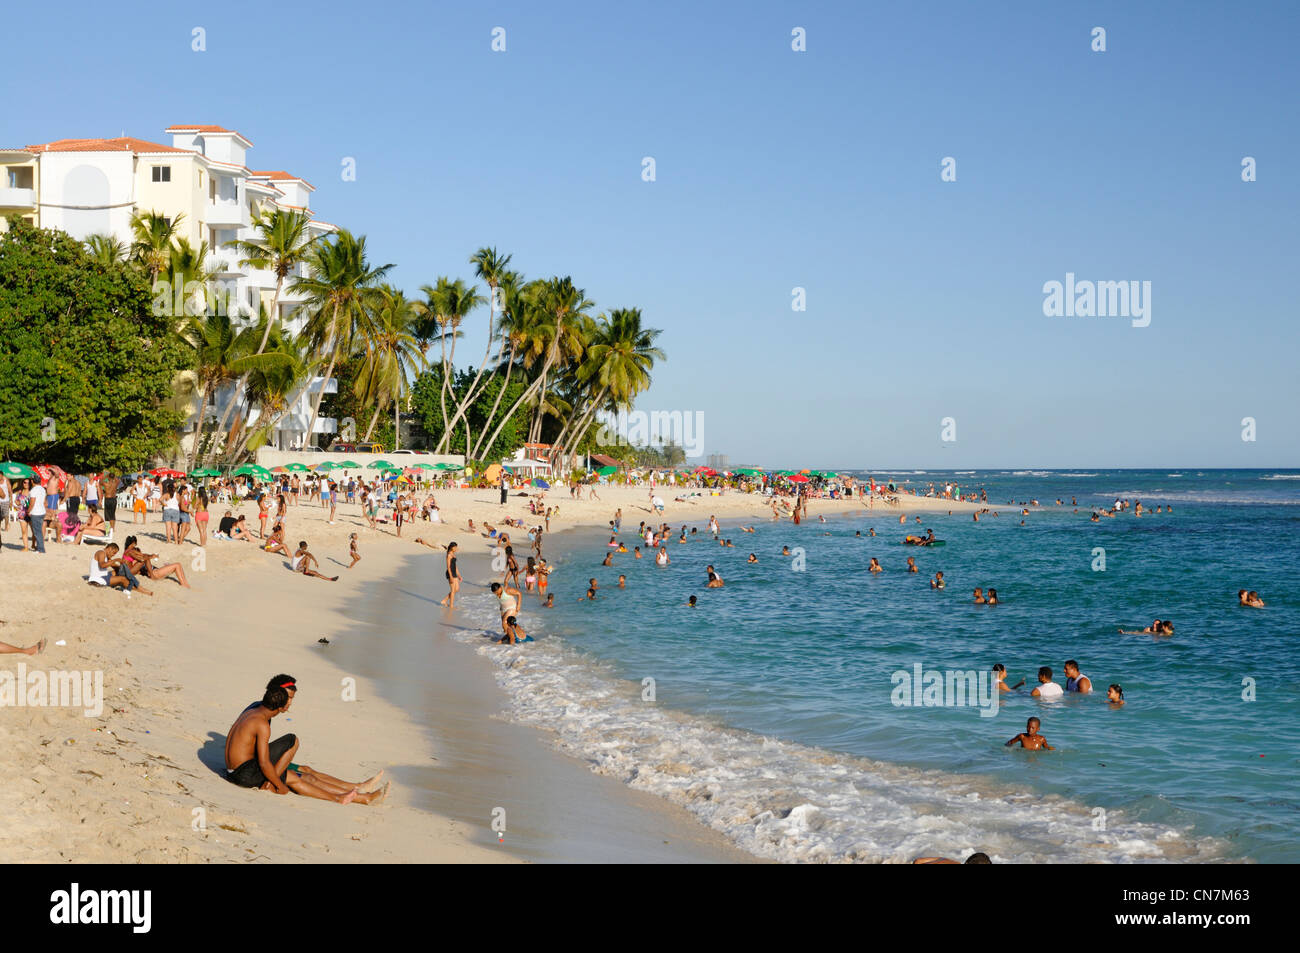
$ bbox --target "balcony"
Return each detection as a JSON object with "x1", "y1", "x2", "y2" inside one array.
[
  {"x1": 0, "y1": 186, "x2": 36, "y2": 209},
  {"x1": 206, "y1": 201, "x2": 247, "y2": 227}
]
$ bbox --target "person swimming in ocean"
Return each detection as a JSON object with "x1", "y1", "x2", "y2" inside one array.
[
  {"x1": 499, "y1": 615, "x2": 533, "y2": 645},
  {"x1": 868, "y1": 557, "x2": 883, "y2": 574},
  {"x1": 781, "y1": 545, "x2": 791, "y2": 556},
  {"x1": 974, "y1": 587, "x2": 986, "y2": 604},
  {"x1": 906, "y1": 556, "x2": 918, "y2": 573},
  {"x1": 992, "y1": 663, "x2": 1025, "y2": 693},
  {"x1": 1238, "y1": 589, "x2": 1265, "y2": 608},
  {"x1": 618, "y1": 574, "x2": 626, "y2": 589},
  {"x1": 656, "y1": 547, "x2": 670, "y2": 566},
  {"x1": 986, "y1": 588, "x2": 999, "y2": 605},
  {"x1": 685, "y1": 595, "x2": 697, "y2": 607},
  {"x1": 930, "y1": 571, "x2": 945, "y2": 590},
  {"x1": 747, "y1": 553, "x2": 758, "y2": 563},
  {"x1": 1107, "y1": 684, "x2": 1125, "y2": 707},
  {"x1": 1006, "y1": 716, "x2": 1054, "y2": 750},
  {"x1": 1030, "y1": 667, "x2": 1063, "y2": 698},
  {"x1": 1063, "y1": 660, "x2": 1092, "y2": 693},
  {"x1": 705, "y1": 565, "x2": 725, "y2": 588}
]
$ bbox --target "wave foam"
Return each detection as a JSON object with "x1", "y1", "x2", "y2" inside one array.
[{"x1": 450, "y1": 596, "x2": 1227, "y2": 864}]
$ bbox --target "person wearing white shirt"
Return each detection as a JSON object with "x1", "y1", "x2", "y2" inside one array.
[
  {"x1": 1030, "y1": 667, "x2": 1064, "y2": 698},
  {"x1": 28, "y1": 482, "x2": 47, "y2": 553}
]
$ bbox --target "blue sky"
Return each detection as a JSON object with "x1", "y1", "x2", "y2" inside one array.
[{"x1": 6, "y1": 0, "x2": 1298, "y2": 467}]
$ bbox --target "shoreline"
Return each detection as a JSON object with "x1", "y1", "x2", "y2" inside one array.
[{"x1": 3, "y1": 483, "x2": 899, "y2": 863}]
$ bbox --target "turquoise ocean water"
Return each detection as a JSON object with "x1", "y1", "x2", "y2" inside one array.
[{"x1": 453, "y1": 470, "x2": 1299, "y2": 863}]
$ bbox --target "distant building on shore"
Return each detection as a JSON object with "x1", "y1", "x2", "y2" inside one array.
[
  {"x1": 707, "y1": 452, "x2": 730, "y2": 471},
  {"x1": 0, "y1": 125, "x2": 338, "y2": 452}
]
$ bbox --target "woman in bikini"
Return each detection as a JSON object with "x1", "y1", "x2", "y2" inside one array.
[
  {"x1": 503, "y1": 545, "x2": 521, "y2": 588},
  {"x1": 440, "y1": 542, "x2": 461, "y2": 607},
  {"x1": 123, "y1": 535, "x2": 191, "y2": 588},
  {"x1": 258, "y1": 493, "x2": 271, "y2": 538}
]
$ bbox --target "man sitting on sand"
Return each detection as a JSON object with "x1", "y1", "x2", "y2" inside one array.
[
  {"x1": 293, "y1": 540, "x2": 339, "y2": 581},
  {"x1": 224, "y1": 677, "x2": 387, "y2": 804}
]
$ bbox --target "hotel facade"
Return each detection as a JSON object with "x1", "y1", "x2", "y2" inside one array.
[{"x1": 0, "y1": 125, "x2": 339, "y2": 452}]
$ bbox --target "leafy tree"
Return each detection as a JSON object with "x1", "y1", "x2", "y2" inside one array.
[{"x1": 0, "y1": 218, "x2": 191, "y2": 470}]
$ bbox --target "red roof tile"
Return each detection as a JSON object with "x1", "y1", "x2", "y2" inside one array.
[{"x1": 27, "y1": 137, "x2": 195, "y2": 154}]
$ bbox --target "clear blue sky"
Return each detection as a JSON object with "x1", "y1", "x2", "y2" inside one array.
[{"x1": 6, "y1": 1, "x2": 1298, "y2": 468}]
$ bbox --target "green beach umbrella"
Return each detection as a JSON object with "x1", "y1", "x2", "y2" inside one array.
[
  {"x1": 189, "y1": 466, "x2": 221, "y2": 478},
  {"x1": 736, "y1": 468, "x2": 764, "y2": 476},
  {"x1": 1, "y1": 461, "x2": 36, "y2": 479},
  {"x1": 336, "y1": 460, "x2": 361, "y2": 469},
  {"x1": 283, "y1": 462, "x2": 311, "y2": 472},
  {"x1": 367, "y1": 460, "x2": 395, "y2": 470},
  {"x1": 435, "y1": 462, "x2": 464, "y2": 471},
  {"x1": 233, "y1": 464, "x2": 272, "y2": 479},
  {"x1": 313, "y1": 461, "x2": 336, "y2": 471},
  {"x1": 596, "y1": 465, "x2": 618, "y2": 476},
  {"x1": 413, "y1": 463, "x2": 439, "y2": 470}
]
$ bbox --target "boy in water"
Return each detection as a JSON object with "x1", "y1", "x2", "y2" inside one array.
[
  {"x1": 1005, "y1": 716, "x2": 1054, "y2": 750},
  {"x1": 930, "y1": 571, "x2": 945, "y2": 590},
  {"x1": 685, "y1": 595, "x2": 698, "y2": 607}
]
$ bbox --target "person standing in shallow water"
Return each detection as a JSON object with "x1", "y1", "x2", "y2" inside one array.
[{"x1": 440, "y1": 542, "x2": 461, "y2": 607}]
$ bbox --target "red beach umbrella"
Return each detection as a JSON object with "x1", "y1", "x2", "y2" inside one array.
[
  {"x1": 150, "y1": 467, "x2": 185, "y2": 478},
  {"x1": 788, "y1": 474, "x2": 809, "y2": 483}
]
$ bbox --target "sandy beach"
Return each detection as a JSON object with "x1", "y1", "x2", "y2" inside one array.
[{"x1": 0, "y1": 482, "x2": 985, "y2": 864}]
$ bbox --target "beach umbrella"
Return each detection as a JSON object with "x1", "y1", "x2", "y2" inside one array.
[
  {"x1": 150, "y1": 467, "x2": 185, "y2": 478},
  {"x1": 233, "y1": 463, "x2": 272, "y2": 479},
  {"x1": 788, "y1": 474, "x2": 809, "y2": 483},
  {"x1": 189, "y1": 466, "x2": 221, "y2": 478},
  {"x1": 434, "y1": 462, "x2": 464, "y2": 471},
  {"x1": 283, "y1": 462, "x2": 311, "y2": 472},
  {"x1": 531, "y1": 478, "x2": 551, "y2": 489},
  {"x1": 596, "y1": 465, "x2": 618, "y2": 476},
  {"x1": 0, "y1": 461, "x2": 36, "y2": 479},
  {"x1": 336, "y1": 460, "x2": 361, "y2": 469},
  {"x1": 368, "y1": 460, "x2": 395, "y2": 470},
  {"x1": 313, "y1": 462, "x2": 336, "y2": 471},
  {"x1": 414, "y1": 463, "x2": 439, "y2": 470},
  {"x1": 735, "y1": 468, "x2": 763, "y2": 476}
]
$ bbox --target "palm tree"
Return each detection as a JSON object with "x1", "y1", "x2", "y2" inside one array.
[
  {"x1": 354, "y1": 285, "x2": 425, "y2": 444},
  {"x1": 440, "y1": 248, "x2": 513, "y2": 447},
  {"x1": 293, "y1": 229, "x2": 393, "y2": 448},
  {"x1": 227, "y1": 209, "x2": 319, "y2": 355},
  {"x1": 416, "y1": 278, "x2": 483, "y2": 452},
  {"x1": 129, "y1": 211, "x2": 185, "y2": 286},
  {"x1": 209, "y1": 210, "x2": 319, "y2": 457},
  {"x1": 182, "y1": 311, "x2": 257, "y2": 470},
  {"x1": 475, "y1": 277, "x2": 591, "y2": 463},
  {"x1": 226, "y1": 326, "x2": 320, "y2": 459},
  {"x1": 527, "y1": 276, "x2": 594, "y2": 444},
  {"x1": 84, "y1": 233, "x2": 127, "y2": 268},
  {"x1": 552, "y1": 307, "x2": 664, "y2": 471},
  {"x1": 469, "y1": 271, "x2": 531, "y2": 458}
]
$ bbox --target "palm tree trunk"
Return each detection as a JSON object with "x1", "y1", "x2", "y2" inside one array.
[
  {"x1": 362, "y1": 404, "x2": 382, "y2": 442},
  {"x1": 435, "y1": 328, "x2": 451, "y2": 452},
  {"x1": 188, "y1": 386, "x2": 211, "y2": 472},
  {"x1": 552, "y1": 387, "x2": 609, "y2": 476},
  {"x1": 470, "y1": 342, "x2": 516, "y2": 459},
  {"x1": 304, "y1": 300, "x2": 341, "y2": 449},
  {"x1": 478, "y1": 354, "x2": 553, "y2": 465},
  {"x1": 394, "y1": 396, "x2": 401, "y2": 450}
]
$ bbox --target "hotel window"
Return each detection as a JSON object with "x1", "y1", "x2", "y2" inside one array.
[{"x1": 152, "y1": 165, "x2": 171, "y2": 183}]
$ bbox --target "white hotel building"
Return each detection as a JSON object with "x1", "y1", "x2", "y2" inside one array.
[{"x1": 0, "y1": 124, "x2": 340, "y2": 451}]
